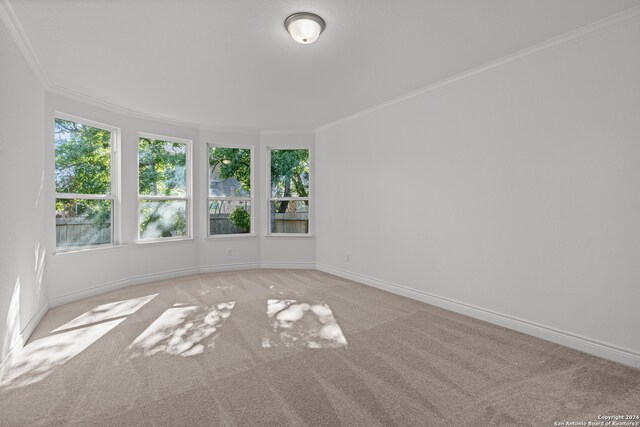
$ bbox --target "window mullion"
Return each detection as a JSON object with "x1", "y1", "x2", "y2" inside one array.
[
  {"x1": 138, "y1": 195, "x2": 187, "y2": 201},
  {"x1": 209, "y1": 196, "x2": 252, "y2": 201},
  {"x1": 269, "y1": 197, "x2": 309, "y2": 202},
  {"x1": 56, "y1": 193, "x2": 113, "y2": 200}
]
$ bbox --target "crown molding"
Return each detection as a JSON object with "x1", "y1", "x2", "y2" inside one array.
[
  {"x1": 260, "y1": 130, "x2": 315, "y2": 136},
  {"x1": 0, "y1": 0, "x2": 51, "y2": 88},
  {"x1": 49, "y1": 85, "x2": 265, "y2": 135},
  {"x1": 315, "y1": 5, "x2": 640, "y2": 133},
  {"x1": 200, "y1": 124, "x2": 261, "y2": 136},
  {"x1": 47, "y1": 84, "x2": 203, "y2": 130}
]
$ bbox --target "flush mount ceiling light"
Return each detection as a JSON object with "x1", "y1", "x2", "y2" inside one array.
[{"x1": 284, "y1": 12, "x2": 325, "y2": 44}]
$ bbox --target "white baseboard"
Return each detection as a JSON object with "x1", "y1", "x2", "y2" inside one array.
[
  {"x1": 49, "y1": 262, "x2": 262, "y2": 307},
  {"x1": 0, "y1": 302, "x2": 49, "y2": 383},
  {"x1": 260, "y1": 261, "x2": 316, "y2": 270},
  {"x1": 40, "y1": 261, "x2": 639, "y2": 370},
  {"x1": 199, "y1": 261, "x2": 261, "y2": 274},
  {"x1": 48, "y1": 266, "x2": 201, "y2": 307},
  {"x1": 316, "y1": 263, "x2": 640, "y2": 369}
]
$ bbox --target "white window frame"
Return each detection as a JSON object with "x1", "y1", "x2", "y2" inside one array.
[
  {"x1": 137, "y1": 132, "x2": 192, "y2": 243},
  {"x1": 206, "y1": 144, "x2": 255, "y2": 238},
  {"x1": 266, "y1": 147, "x2": 311, "y2": 236},
  {"x1": 54, "y1": 112, "x2": 120, "y2": 251}
]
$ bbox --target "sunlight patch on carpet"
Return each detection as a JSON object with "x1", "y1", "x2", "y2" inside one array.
[
  {"x1": 127, "y1": 302, "x2": 235, "y2": 358},
  {"x1": 1, "y1": 318, "x2": 125, "y2": 389},
  {"x1": 52, "y1": 294, "x2": 158, "y2": 333},
  {"x1": 262, "y1": 299, "x2": 347, "y2": 349}
]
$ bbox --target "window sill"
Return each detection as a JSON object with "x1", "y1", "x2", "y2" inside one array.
[
  {"x1": 53, "y1": 244, "x2": 125, "y2": 256},
  {"x1": 205, "y1": 234, "x2": 256, "y2": 241},
  {"x1": 136, "y1": 237, "x2": 196, "y2": 246},
  {"x1": 264, "y1": 234, "x2": 314, "y2": 239}
]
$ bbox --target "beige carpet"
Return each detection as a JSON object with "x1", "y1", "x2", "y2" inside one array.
[{"x1": 1, "y1": 269, "x2": 638, "y2": 426}]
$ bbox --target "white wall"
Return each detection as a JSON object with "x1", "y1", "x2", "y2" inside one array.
[
  {"x1": 316, "y1": 21, "x2": 640, "y2": 365},
  {"x1": 0, "y1": 22, "x2": 48, "y2": 378}
]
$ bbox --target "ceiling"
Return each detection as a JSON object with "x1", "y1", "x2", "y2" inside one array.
[{"x1": 8, "y1": 0, "x2": 640, "y2": 131}]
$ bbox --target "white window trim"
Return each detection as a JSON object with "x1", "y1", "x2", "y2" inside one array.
[
  {"x1": 266, "y1": 147, "x2": 312, "y2": 236},
  {"x1": 54, "y1": 112, "x2": 120, "y2": 253},
  {"x1": 206, "y1": 143, "x2": 255, "y2": 238},
  {"x1": 136, "y1": 132, "x2": 193, "y2": 243}
]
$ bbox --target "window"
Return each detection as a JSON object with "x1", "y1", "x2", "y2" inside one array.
[
  {"x1": 208, "y1": 145, "x2": 253, "y2": 236},
  {"x1": 138, "y1": 135, "x2": 191, "y2": 241},
  {"x1": 268, "y1": 148, "x2": 310, "y2": 234},
  {"x1": 55, "y1": 115, "x2": 117, "y2": 249}
]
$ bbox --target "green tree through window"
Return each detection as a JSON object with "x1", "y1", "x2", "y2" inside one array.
[
  {"x1": 54, "y1": 117, "x2": 115, "y2": 248},
  {"x1": 138, "y1": 137, "x2": 189, "y2": 240},
  {"x1": 208, "y1": 146, "x2": 252, "y2": 235},
  {"x1": 269, "y1": 149, "x2": 310, "y2": 234}
]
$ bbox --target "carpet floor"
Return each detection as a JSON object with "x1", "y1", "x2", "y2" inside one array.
[{"x1": 1, "y1": 269, "x2": 638, "y2": 426}]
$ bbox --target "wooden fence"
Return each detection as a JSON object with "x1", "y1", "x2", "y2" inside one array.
[
  {"x1": 56, "y1": 212, "x2": 309, "y2": 245},
  {"x1": 56, "y1": 221, "x2": 111, "y2": 247},
  {"x1": 209, "y1": 214, "x2": 247, "y2": 235},
  {"x1": 273, "y1": 212, "x2": 308, "y2": 234}
]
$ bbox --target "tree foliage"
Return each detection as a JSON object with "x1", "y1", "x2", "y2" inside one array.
[
  {"x1": 138, "y1": 138, "x2": 187, "y2": 237},
  {"x1": 55, "y1": 119, "x2": 112, "y2": 225},
  {"x1": 228, "y1": 206, "x2": 250, "y2": 231},
  {"x1": 55, "y1": 119, "x2": 111, "y2": 195},
  {"x1": 270, "y1": 149, "x2": 309, "y2": 213},
  {"x1": 139, "y1": 138, "x2": 187, "y2": 196},
  {"x1": 209, "y1": 147, "x2": 251, "y2": 195},
  {"x1": 139, "y1": 201, "x2": 187, "y2": 239},
  {"x1": 209, "y1": 147, "x2": 252, "y2": 232},
  {"x1": 55, "y1": 121, "x2": 188, "y2": 239}
]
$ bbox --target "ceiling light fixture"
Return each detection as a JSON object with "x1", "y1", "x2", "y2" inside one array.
[{"x1": 284, "y1": 12, "x2": 325, "y2": 44}]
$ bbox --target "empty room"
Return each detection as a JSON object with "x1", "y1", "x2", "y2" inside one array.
[{"x1": 1, "y1": 0, "x2": 639, "y2": 425}]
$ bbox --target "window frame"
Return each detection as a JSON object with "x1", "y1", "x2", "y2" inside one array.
[
  {"x1": 137, "y1": 132, "x2": 193, "y2": 243},
  {"x1": 266, "y1": 147, "x2": 312, "y2": 237},
  {"x1": 54, "y1": 112, "x2": 120, "y2": 252},
  {"x1": 206, "y1": 143, "x2": 255, "y2": 238}
]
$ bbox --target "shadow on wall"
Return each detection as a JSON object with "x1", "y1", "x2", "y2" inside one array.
[
  {"x1": 1, "y1": 222, "x2": 47, "y2": 380},
  {"x1": 0, "y1": 135, "x2": 49, "y2": 381},
  {"x1": 34, "y1": 241, "x2": 46, "y2": 313},
  {"x1": 1, "y1": 279, "x2": 22, "y2": 373},
  {"x1": 34, "y1": 171, "x2": 44, "y2": 210},
  {"x1": 34, "y1": 169, "x2": 47, "y2": 308}
]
